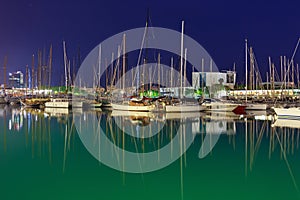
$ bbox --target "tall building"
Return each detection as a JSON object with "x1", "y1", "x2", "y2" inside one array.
[{"x1": 8, "y1": 71, "x2": 24, "y2": 88}]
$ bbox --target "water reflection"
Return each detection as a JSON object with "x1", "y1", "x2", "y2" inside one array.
[
  {"x1": 1, "y1": 107, "x2": 299, "y2": 157},
  {"x1": 0, "y1": 106, "x2": 300, "y2": 191}
]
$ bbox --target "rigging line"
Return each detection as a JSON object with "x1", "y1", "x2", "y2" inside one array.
[
  {"x1": 151, "y1": 63, "x2": 158, "y2": 84},
  {"x1": 273, "y1": 64, "x2": 280, "y2": 82},
  {"x1": 110, "y1": 38, "x2": 125, "y2": 89},
  {"x1": 252, "y1": 54, "x2": 263, "y2": 85},
  {"x1": 276, "y1": 37, "x2": 300, "y2": 104},
  {"x1": 132, "y1": 21, "x2": 148, "y2": 85}
]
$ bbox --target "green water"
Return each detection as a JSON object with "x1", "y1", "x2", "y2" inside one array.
[{"x1": 0, "y1": 106, "x2": 300, "y2": 200}]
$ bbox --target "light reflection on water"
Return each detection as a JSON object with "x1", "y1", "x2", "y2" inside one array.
[{"x1": 0, "y1": 105, "x2": 300, "y2": 199}]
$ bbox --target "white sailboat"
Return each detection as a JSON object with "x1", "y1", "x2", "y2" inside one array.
[
  {"x1": 45, "y1": 97, "x2": 83, "y2": 108},
  {"x1": 165, "y1": 103, "x2": 206, "y2": 112},
  {"x1": 163, "y1": 21, "x2": 204, "y2": 113},
  {"x1": 202, "y1": 98, "x2": 246, "y2": 113},
  {"x1": 111, "y1": 101, "x2": 155, "y2": 112},
  {"x1": 45, "y1": 98, "x2": 70, "y2": 108},
  {"x1": 273, "y1": 38, "x2": 300, "y2": 119},
  {"x1": 273, "y1": 107, "x2": 300, "y2": 120},
  {"x1": 245, "y1": 103, "x2": 268, "y2": 110}
]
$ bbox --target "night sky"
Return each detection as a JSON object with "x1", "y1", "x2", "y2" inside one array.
[{"x1": 1, "y1": 0, "x2": 300, "y2": 86}]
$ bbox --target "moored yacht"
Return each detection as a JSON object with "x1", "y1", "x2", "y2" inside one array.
[
  {"x1": 273, "y1": 107, "x2": 300, "y2": 120},
  {"x1": 202, "y1": 98, "x2": 246, "y2": 114},
  {"x1": 111, "y1": 97, "x2": 155, "y2": 112}
]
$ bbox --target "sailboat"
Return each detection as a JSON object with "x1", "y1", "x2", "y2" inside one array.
[
  {"x1": 110, "y1": 21, "x2": 157, "y2": 112},
  {"x1": 111, "y1": 102, "x2": 155, "y2": 111},
  {"x1": 273, "y1": 107, "x2": 300, "y2": 120},
  {"x1": 164, "y1": 21, "x2": 205, "y2": 113},
  {"x1": 20, "y1": 97, "x2": 50, "y2": 108},
  {"x1": 244, "y1": 39, "x2": 268, "y2": 111},
  {"x1": 111, "y1": 96, "x2": 156, "y2": 112},
  {"x1": 202, "y1": 98, "x2": 246, "y2": 114},
  {"x1": 273, "y1": 38, "x2": 300, "y2": 119}
]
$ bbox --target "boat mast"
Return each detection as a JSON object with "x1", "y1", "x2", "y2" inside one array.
[
  {"x1": 117, "y1": 45, "x2": 121, "y2": 89},
  {"x1": 68, "y1": 59, "x2": 71, "y2": 88},
  {"x1": 31, "y1": 54, "x2": 35, "y2": 90},
  {"x1": 63, "y1": 41, "x2": 68, "y2": 92},
  {"x1": 202, "y1": 58, "x2": 204, "y2": 97},
  {"x1": 105, "y1": 58, "x2": 108, "y2": 90},
  {"x1": 122, "y1": 34, "x2": 126, "y2": 91},
  {"x1": 142, "y1": 58, "x2": 145, "y2": 92},
  {"x1": 48, "y1": 45, "x2": 52, "y2": 88},
  {"x1": 280, "y1": 56, "x2": 283, "y2": 82},
  {"x1": 249, "y1": 47, "x2": 254, "y2": 90},
  {"x1": 25, "y1": 65, "x2": 29, "y2": 95},
  {"x1": 245, "y1": 39, "x2": 248, "y2": 103},
  {"x1": 297, "y1": 64, "x2": 300, "y2": 89},
  {"x1": 292, "y1": 60, "x2": 295, "y2": 89},
  {"x1": 170, "y1": 57, "x2": 174, "y2": 88},
  {"x1": 277, "y1": 37, "x2": 300, "y2": 103},
  {"x1": 98, "y1": 44, "x2": 102, "y2": 89},
  {"x1": 180, "y1": 21, "x2": 184, "y2": 99},
  {"x1": 110, "y1": 52, "x2": 115, "y2": 89},
  {"x1": 272, "y1": 63, "x2": 275, "y2": 94},
  {"x1": 184, "y1": 48, "x2": 187, "y2": 97},
  {"x1": 38, "y1": 49, "x2": 42, "y2": 89},
  {"x1": 158, "y1": 53, "x2": 161, "y2": 92}
]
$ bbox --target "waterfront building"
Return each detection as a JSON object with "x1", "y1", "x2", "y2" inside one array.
[
  {"x1": 8, "y1": 71, "x2": 24, "y2": 88},
  {"x1": 192, "y1": 71, "x2": 236, "y2": 90}
]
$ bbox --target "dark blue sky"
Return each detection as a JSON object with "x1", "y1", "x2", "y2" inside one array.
[{"x1": 1, "y1": 0, "x2": 300, "y2": 85}]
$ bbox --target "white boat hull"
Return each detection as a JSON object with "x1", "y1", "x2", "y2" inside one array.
[
  {"x1": 274, "y1": 107, "x2": 300, "y2": 120},
  {"x1": 45, "y1": 101, "x2": 69, "y2": 108},
  {"x1": 245, "y1": 103, "x2": 268, "y2": 110},
  {"x1": 71, "y1": 101, "x2": 83, "y2": 108},
  {"x1": 203, "y1": 103, "x2": 238, "y2": 112},
  {"x1": 111, "y1": 103, "x2": 155, "y2": 112},
  {"x1": 165, "y1": 104, "x2": 205, "y2": 112}
]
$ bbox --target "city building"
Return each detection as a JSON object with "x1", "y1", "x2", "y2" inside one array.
[
  {"x1": 8, "y1": 71, "x2": 24, "y2": 88},
  {"x1": 192, "y1": 71, "x2": 236, "y2": 90}
]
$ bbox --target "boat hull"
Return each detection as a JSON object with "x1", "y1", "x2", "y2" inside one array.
[
  {"x1": 111, "y1": 103, "x2": 155, "y2": 112},
  {"x1": 203, "y1": 103, "x2": 239, "y2": 112},
  {"x1": 274, "y1": 107, "x2": 300, "y2": 120},
  {"x1": 165, "y1": 104, "x2": 205, "y2": 112},
  {"x1": 232, "y1": 105, "x2": 246, "y2": 114},
  {"x1": 71, "y1": 101, "x2": 83, "y2": 108},
  {"x1": 245, "y1": 103, "x2": 268, "y2": 110},
  {"x1": 45, "y1": 101, "x2": 69, "y2": 108}
]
